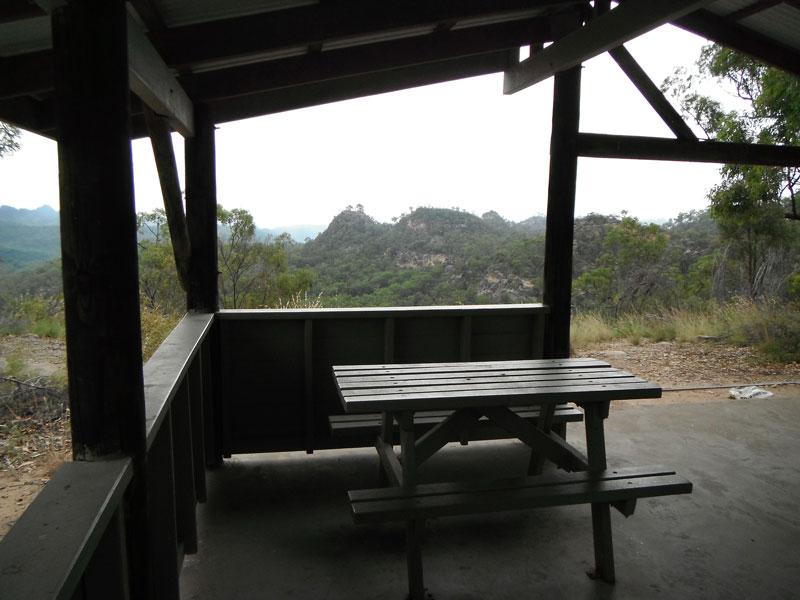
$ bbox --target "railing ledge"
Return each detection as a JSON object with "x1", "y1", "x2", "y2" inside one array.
[{"x1": 0, "y1": 458, "x2": 132, "y2": 600}]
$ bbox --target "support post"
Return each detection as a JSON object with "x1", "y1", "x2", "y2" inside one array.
[
  {"x1": 542, "y1": 65, "x2": 581, "y2": 359},
  {"x1": 186, "y1": 104, "x2": 219, "y2": 312},
  {"x1": 52, "y1": 0, "x2": 146, "y2": 462},
  {"x1": 51, "y1": 1, "x2": 147, "y2": 596}
]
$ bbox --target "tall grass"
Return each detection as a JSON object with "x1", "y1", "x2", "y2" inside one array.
[{"x1": 571, "y1": 300, "x2": 800, "y2": 363}]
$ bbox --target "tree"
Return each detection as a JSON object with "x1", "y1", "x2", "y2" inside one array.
[
  {"x1": 0, "y1": 122, "x2": 21, "y2": 158},
  {"x1": 217, "y1": 205, "x2": 258, "y2": 308},
  {"x1": 664, "y1": 46, "x2": 800, "y2": 299},
  {"x1": 136, "y1": 209, "x2": 183, "y2": 312},
  {"x1": 573, "y1": 216, "x2": 674, "y2": 313},
  {"x1": 217, "y1": 205, "x2": 314, "y2": 308}
]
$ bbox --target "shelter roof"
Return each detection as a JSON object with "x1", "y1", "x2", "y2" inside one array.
[{"x1": 0, "y1": 0, "x2": 798, "y2": 138}]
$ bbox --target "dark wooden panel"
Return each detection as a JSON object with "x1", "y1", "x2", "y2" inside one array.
[
  {"x1": 394, "y1": 317, "x2": 461, "y2": 363},
  {"x1": 472, "y1": 314, "x2": 534, "y2": 360},
  {"x1": 145, "y1": 417, "x2": 180, "y2": 600},
  {"x1": 221, "y1": 307, "x2": 551, "y2": 453},
  {"x1": 222, "y1": 319, "x2": 306, "y2": 440},
  {"x1": 312, "y1": 318, "x2": 385, "y2": 417}
]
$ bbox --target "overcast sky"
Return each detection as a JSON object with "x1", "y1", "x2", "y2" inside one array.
[{"x1": 0, "y1": 24, "x2": 730, "y2": 229}]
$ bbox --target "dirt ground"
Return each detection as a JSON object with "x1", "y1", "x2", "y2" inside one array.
[{"x1": 2, "y1": 335, "x2": 800, "y2": 540}]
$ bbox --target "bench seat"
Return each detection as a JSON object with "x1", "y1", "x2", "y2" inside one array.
[
  {"x1": 348, "y1": 465, "x2": 692, "y2": 524},
  {"x1": 330, "y1": 404, "x2": 583, "y2": 441}
]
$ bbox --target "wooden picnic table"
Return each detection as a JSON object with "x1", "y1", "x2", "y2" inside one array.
[{"x1": 333, "y1": 358, "x2": 691, "y2": 599}]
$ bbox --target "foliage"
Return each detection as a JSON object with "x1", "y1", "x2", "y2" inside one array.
[
  {"x1": 0, "y1": 122, "x2": 20, "y2": 158},
  {"x1": 0, "y1": 295, "x2": 64, "y2": 339},
  {"x1": 664, "y1": 45, "x2": 800, "y2": 300},
  {"x1": 140, "y1": 304, "x2": 181, "y2": 362},
  {"x1": 573, "y1": 216, "x2": 676, "y2": 313},
  {"x1": 217, "y1": 205, "x2": 314, "y2": 308}
]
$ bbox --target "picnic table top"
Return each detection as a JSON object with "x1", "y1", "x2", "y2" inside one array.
[{"x1": 333, "y1": 358, "x2": 661, "y2": 414}]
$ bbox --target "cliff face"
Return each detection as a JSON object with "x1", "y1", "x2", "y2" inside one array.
[{"x1": 295, "y1": 207, "x2": 546, "y2": 304}]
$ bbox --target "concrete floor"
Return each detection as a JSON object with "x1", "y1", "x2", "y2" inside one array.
[{"x1": 181, "y1": 397, "x2": 800, "y2": 600}]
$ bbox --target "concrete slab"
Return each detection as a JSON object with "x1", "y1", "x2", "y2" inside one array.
[{"x1": 181, "y1": 397, "x2": 800, "y2": 600}]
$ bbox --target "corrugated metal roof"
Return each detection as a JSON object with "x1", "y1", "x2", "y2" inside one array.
[
  {"x1": 156, "y1": 0, "x2": 316, "y2": 27},
  {"x1": 739, "y1": 4, "x2": 800, "y2": 52},
  {"x1": 0, "y1": 16, "x2": 49, "y2": 57},
  {"x1": 707, "y1": 0, "x2": 800, "y2": 52}
]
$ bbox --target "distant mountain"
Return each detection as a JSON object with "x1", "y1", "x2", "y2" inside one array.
[
  {"x1": 0, "y1": 205, "x2": 59, "y2": 226},
  {"x1": 0, "y1": 205, "x2": 61, "y2": 269},
  {"x1": 258, "y1": 224, "x2": 325, "y2": 242}
]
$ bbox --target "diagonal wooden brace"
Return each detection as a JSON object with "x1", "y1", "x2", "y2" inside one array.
[
  {"x1": 483, "y1": 406, "x2": 588, "y2": 472},
  {"x1": 414, "y1": 408, "x2": 483, "y2": 468}
]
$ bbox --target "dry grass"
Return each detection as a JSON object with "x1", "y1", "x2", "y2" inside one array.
[{"x1": 572, "y1": 301, "x2": 800, "y2": 362}]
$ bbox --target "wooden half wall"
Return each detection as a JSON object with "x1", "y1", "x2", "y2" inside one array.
[{"x1": 217, "y1": 304, "x2": 548, "y2": 455}]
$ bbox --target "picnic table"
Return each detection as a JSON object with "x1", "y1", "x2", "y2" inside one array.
[{"x1": 333, "y1": 358, "x2": 692, "y2": 599}]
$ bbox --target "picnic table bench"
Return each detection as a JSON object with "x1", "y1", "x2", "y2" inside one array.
[{"x1": 333, "y1": 358, "x2": 692, "y2": 600}]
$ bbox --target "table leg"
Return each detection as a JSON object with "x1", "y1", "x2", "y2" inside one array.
[
  {"x1": 528, "y1": 403, "x2": 556, "y2": 475},
  {"x1": 398, "y1": 411, "x2": 426, "y2": 600},
  {"x1": 378, "y1": 412, "x2": 393, "y2": 486},
  {"x1": 583, "y1": 401, "x2": 615, "y2": 584}
]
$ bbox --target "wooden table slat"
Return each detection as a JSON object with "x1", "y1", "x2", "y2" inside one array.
[
  {"x1": 337, "y1": 370, "x2": 635, "y2": 390},
  {"x1": 336, "y1": 366, "x2": 618, "y2": 385},
  {"x1": 342, "y1": 381, "x2": 660, "y2": 412},
  {"x1": 333, "y1": 358, "x2": 608, "y2": 376},
  {"x1": 341, "y1": 376, "x2": 648, "y2": 398}
]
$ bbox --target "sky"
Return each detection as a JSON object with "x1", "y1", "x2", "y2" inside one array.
[{"x1": 0, "y1": 24, "x2": 732, "y2": 229}]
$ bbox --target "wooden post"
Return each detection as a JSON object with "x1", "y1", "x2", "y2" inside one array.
[
  {"x1": 51, "y1": 1, "x2": 148, "y2": 597},
  {"x1": 542, "y1": 65, "x2": 581, "y2": 359},
  {"x1": 52, "y1": 0, "x2": 146, "y2": 462},
  {"x1": 186, "y1": 104, "x2": 219, "y2": 312}
]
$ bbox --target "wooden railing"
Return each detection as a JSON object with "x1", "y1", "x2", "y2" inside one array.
[
  {"x1": 0, "y1": 312, "x2": 216, "y2": 600},
  {"x1": 217, "y1": 304, "x2": 548, "y2": 455}
]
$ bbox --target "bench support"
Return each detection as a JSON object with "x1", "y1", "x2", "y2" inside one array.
[{"x1": 583, "y1": 401, "x2": 615, "y2": 583}]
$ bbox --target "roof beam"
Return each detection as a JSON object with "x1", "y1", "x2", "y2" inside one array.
[
  {"x1": 127, "y1": 13, "x2": 193, "y2": 137},
  {"x1": 576, "y1": 132, "x2": 800, "y2": 167},
  {"x1": 503, "y1": 0, "x2": 714, "y2": 94},
  {"x1": 0, "y1": 0, "x2": 45, "y2": 24},
  {"x1": 22, "y1": 3, "x2": 193, "y2": 136},
  {"x1": 608, "y1": 45, "x2": 697, "y2": 141},
  {"x1": 0, "y1": 51, "x2": 53, "y2": 100},
  {"x1": 206, "y1": 51, "x2": 515, "y2": 125},
  {"x1": 726, "y1": 0, "x2": 784, "y2": 21},
  {"x1": 187, "y1": 18, "x2": 550, "y2": 102},
  {"x1": 154, "y1": 0, "x2": 581, "y2": 69},
  {"x1": 676, "y1": 9, "x2": 800, "y2": 78}
]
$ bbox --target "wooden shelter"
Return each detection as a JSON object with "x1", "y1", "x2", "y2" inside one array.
[{"x1": 0, "y1": 1, "x2": 799, "y2": 598}]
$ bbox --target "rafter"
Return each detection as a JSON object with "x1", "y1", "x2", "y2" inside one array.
[
  {"x1": 153, "y1": 0, "x2": 581, "y2": 69},
  {"x1": 504, "y1": 0, "x2": 714, "y2": 93},
  {"x1": 206, "y1": 51, "x2": 515, "y2": 125},
  {"x1": 0, "y1": 0, "x2": 44, "y2": 24},
  {"x1": 726, "y1": 0, "x2": 784, "y2": 21},
  {"x1": 127, "y1": 13, "x2": 193, "y2": 137},
  {"x1": 187, "y1": 18, "x2": 550, "y2": 102}
]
